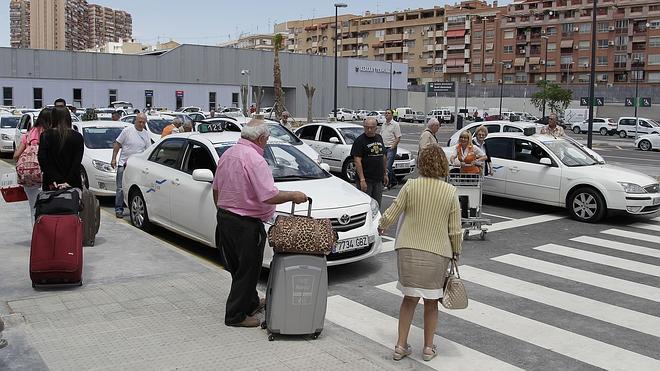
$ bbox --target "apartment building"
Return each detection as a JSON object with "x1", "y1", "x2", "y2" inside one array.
[
  {"x1": 88, "y1": 4, "x2": 132, "y2": 49},
  {"x1": 9, "y1": 0, "x2": 30, "y2": 49},
  {"x1": 218, "y1": 34, "x2": 275, "y2": 51}
]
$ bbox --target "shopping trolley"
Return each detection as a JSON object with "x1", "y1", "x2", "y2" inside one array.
[{"x1": 447, "y1": 172, "x2": 491, "y2": 240}]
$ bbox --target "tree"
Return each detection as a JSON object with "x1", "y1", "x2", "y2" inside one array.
[
  {"x1": 252, "y1": 86, "x2": 264, "y2": 115},
  {"x1": 272, "y1": 33, "x2": 285, "y2": 120},
  {"x1": 240, "y1": 85, "x2": 248, "y2": 116},
  {"x1": 530, "y1": 80, "x2": 572, "y2": 116},
  {"x1": 303, "y1": 83, "x2": 316, "y2": 124}
]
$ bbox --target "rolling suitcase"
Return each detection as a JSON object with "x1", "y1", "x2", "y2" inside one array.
[
  {"x1": 30, "y1": 214, "x2": 83, "y2": 287},
  {"x1": 80, "y1": 188, "x2": 100, "y2": 246},
  {"x1": 263, "y1": 253, "x2": 328, "y2": 341}
]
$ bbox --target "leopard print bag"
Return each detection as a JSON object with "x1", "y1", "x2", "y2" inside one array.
[{"x1": 268, "y1": 199, "x2": 338, "y2": 255}]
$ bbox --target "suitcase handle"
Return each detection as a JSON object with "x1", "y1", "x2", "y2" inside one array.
[{"x1": 290, "y1": 197, "x2": 313, "y2": 216}]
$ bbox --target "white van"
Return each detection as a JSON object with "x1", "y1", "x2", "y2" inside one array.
[
  {"x1": 427, "y1": 108, "x2": 454, "y2": 123},
  {"x1": 616, "y1": 117, "x2": 660, "y2": 138},
  {"x1": 563, "y1": 108, "x2": 589, "y2": 125},
  {"x1": 395, "y1": 107, "x2": 415, "y2": 122}
]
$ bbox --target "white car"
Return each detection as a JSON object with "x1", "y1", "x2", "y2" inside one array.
[
  {"x1": 121, "y1": 114, "x2": 177, "y2": 143},
  {"x1": 177, "y1": 106, "x2": 202, "y2": 113},
  {"x1": 427, "y1": 109, "x2": 454, "y2": 123},
  {"x1": 616, "y1": 117, "x2": 660, "y2": 138},
  {"x1": 295, "y1": 122, "x2": 416, "y2": 182},
  {"x1": 329, "y1": 108, "x2": 356, "y2": 121},
  {"x1": 634, "y1": 133, "x2": 660, "y2": 151},
  {"x1": 447, "y1": 120, "x2": 605, "y2": 164},
  {"x1": 122, "y1": 131, "x2": 383, "y2": 267},
  {"x1": 71, "y1": 120, "x2": 129, "y2": 196},
  {"x1": 13, "y1": 111, "x2": 80, "y2": 151},
  {"x1": 571, "y1": 118, "x2": 617, "y2": 136},
  {"x1": 366, "y1": 111, "x2": 386, "y2": 125},
  {"x1": 356, "y1": 110, "x2": 369, "y2": 120},
  {"x1": 94, "y1": 108, "x2": 123, "y2": 120},
  {"x1": 0, "y1": 114, "x2": 20, "y2": 154},
  {"x1": 482, "y1": 132, "x2": 660, "y2": 222},
  {"x1": 200, "y1": 117, "x2": 322, "y2": 164}
]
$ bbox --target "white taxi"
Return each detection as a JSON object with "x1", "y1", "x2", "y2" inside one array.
[
  {"x1": 634, "y1": 133, "x2": 660, "y2": 151},
  {"x1": 121, "y1": 129, "x2": 383, "y2": 267},
  {"x1": 483, "y1": 132, "x2": 660, "y2": 222},
  {"x1": 0, "y1": 114, "x2": 20, "y2": 154},
  {"x1": 72, "y1": 120, "x2": 129, "y2": 196},
  {"x1": 295, "y1": 122, "x2": 416, "y2": 182}
]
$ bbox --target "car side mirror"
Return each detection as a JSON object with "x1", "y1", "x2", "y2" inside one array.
[
  {"x1": 539, "y1": 157, "x2": 552, "y2": 166},
  {"x1": 320, "y1": 163, "x2": 330, "y2": 172},
  {"x1": 329, "y1": 137, "x2": 340, "y2": 144},
  {"x1": 192, "y1": 169, "x2": 214, "y2": 182}
]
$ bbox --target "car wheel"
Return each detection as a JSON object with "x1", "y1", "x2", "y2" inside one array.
[
  {"x1": 568, "y1": 187, "x2": 606, "y2": 223},
  {"x1": 638, "y1": 139, "x2": 652, "y2": 151},
  {"x1": 599, "y1": 127, "x2": 608, "y2": 136},
  {"x1": 618, "y1": 130, "x2": 627, "y2": 138},
  {"x1": 129, "y1": 189, "x2": 151, "y2": 231},
  {"x1": 339, "y1": 116, "x2": 345, "y2": 121},
  {"x1": 572, "y1": 126, "x2": 581, "y2": 134},
  {"x1": 342, "y1": 158, "x2": 357, "y2": 182},
  {"x1": 80, "y1": 168, "x2": 89, "y2": 189}
]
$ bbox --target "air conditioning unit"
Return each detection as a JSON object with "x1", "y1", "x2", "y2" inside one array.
[
  {"x1": 607, "y1": 83, "x2": 614, "y2": 87},
  {"x1": 608, "y1": 26, "x2": 615, "y2": 31},
  {"x1": 540, "y1": 60, "x2": 546, "y2": 65},
  {"x1": 608, "y1": 41, "x2": 615, "y2": 46},
  {"x1": 574, "y1": 27, "x2": 580, "y2": 32},
  {"x1": 583, "y1": 63, "x2": 589, "y2": 68},
  {"x1": 574, "y1": 45, "x2": 580, "y2": 50},
  {"x1": 519, "y1": 48, "x2": 526, "y2": 53},
  {"x1": 467, "y1": 78, "x2": 472, "y2": 84}
]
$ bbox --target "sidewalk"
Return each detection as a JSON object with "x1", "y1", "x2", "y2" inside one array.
[{"x1": 0, "y1": 163, "x2": 427, "y2": 370}]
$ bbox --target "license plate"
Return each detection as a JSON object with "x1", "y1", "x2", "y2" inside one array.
[
  {"x1": 395, "y1": 162, "x2": 408, "y2": 169},
  {"x1": 333, "y1": 235, "x2": 369, "y2": 254}
]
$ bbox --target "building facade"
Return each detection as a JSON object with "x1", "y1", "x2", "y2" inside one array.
[
  {"x1": 87, "y1": 4, "x2": 132, "y2": 49},
  {"x1": 219, "y1": 34, "x2": 275, "y2": 51},
  {"x1": 9, "y1": 0, "x2": 30, "y2": 49}
]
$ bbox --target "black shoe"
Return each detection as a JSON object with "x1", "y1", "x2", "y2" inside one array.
[{"x1": 115, "y1": 212, "x2": 123, "y2": 219}]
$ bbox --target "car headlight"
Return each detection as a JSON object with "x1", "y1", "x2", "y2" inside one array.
[
  {"x1": 618, "y1": 182, "x2": 646, "y2": 194},
  {"x1": 370, "y1": 198, "x2": 380, "y2": 219},
  {"x1": 0, "y1": 134, "x2": 10, "y2": 140},
  {"x1": 92, "y1": 159, "x2": 115, "y2": 173}
]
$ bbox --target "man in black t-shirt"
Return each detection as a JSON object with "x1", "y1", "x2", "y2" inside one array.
[{"x1": 350, "y1": 118, "x2": 388, "y2": 206}]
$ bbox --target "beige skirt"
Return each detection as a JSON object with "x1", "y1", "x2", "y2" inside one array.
[{"x1": 397, "y1": 248, "x2": 450, "y2": 300}]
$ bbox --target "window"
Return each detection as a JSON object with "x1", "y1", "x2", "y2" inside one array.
[
  {"x1": 597, "y1": 56, "x2": 608, "y2": 66},
  {"x1": 547, "y1": 43, "x2": 557, "y2": 51},
  {"x1": 597, "y1": 39, "x2": 609, "y2": 48},
  {"x1": 579, "y1": 23, "x2": 591, "y2": 33},
  {"x1": 650, "y1": 37, "x2": 660, "y2": 48},
  {"x1": 182, "y1": 142, "x2": 215, "y2": 174},
  {"x1": 649, "y1": 55, "x2": 660, "y2": 65},
  {"x1": 546, "y1": 27, "x2": 557, "y2": 36},
  {"x1": 504, "y1": 45, "x2": 513, "y2": 54},
  {"x1": 408, "y1": 66, "x2": 414, "y2": 73},
  {"x1": 485, "y1": 30, "x2": 495, "y2": 39},
  {"x1": 73, "y1": 88, "x2": 82, "y2": 108},
  {"x1": 650, "y1": 20, "x2": 660, "y2": 30},
  {"x1": 597, "y1": 22, "x2": 609, "y2": 33},
  {"x1": 503, "y1": 125, "x2": 523, "y2": 133},
  {"x1": 647, "y1": 72, "x2": 660, "y2": 82},
  {"x1": 614, "y1": 36, "x2": 628, "y2": 46},
  {"x1": 514, "y1": 139, "x2": 553, "y2": 165},
  {"x1": 297, "y1": 125, "x2": 318, "y2": 140},
  {"x1": 108, "y1": 89, "x2": 117, "y2": 107},
  {"x1": 579, "y1": 57, "x2": 589, "y2": 66},
  {"x1": 562, "y1": 23, "x2": 574, "y2": 34},
  {"x1": 209, "y1": 92, "x2": 217, "y2": 111},
  {"x1": 33, "y1": 88, "x2": 43, "y2": 109},
  {"x1": 578, "y1": 41, "x2": 590, "y2": 50},
  {"x1": 485, "y1": 138, "x2": 513, "y2": 159},
  {"x1": 560, "y1": 56, "x2": 574, "y2": 65},
  {"x1": 504, "y1": 30, "x2": 514, "y2": 39},
  {"x1": 148, "y1": 138, "x2": 186, "y2": 168},
  {"x1": 473, "y1": 31, "x2": 483, "y2": 39},
  {"x1": 615, "y1": 20, "x2": 628, "y2": 29},
  {"x1": 547, "y1": 59, "x2": 556, "y2": 67},
  {"x1": 504, "y1": 74, "x2": 514, "y2": 83},
  {"x1": 2, "y1": 87, "x2": 12, "y2": 106},
  {"x1": 578, "y1": 74, "x2": 590, "y2": 82},
  {"x1": 231, "y1": 92, "x2": 239, "y2": 107}
]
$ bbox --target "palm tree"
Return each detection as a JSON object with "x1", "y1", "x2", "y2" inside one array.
[
  {"x1": 273, "y1": 33, "x2": 284, "y2": 120},
  {"x1": 303, "y1": 83, "x2": 316, "y2": 124}
]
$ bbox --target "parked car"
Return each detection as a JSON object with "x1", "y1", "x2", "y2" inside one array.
[
  {"x1": 120, "y1": 114, "x2": 176, "y2": 143},
  {"x1": 356, "y1": 110, "x2": 369, "y2": 120},
  {"x1": 14, "y1": 111, "x2": 80, "y2": 151},
  {"x1": 481, "y1": 131, "x2": 659, "y2": 222},
  {"x1": 616, "y1": 117, "x2": 660, "y2": 138},
  {"x1": 571, "y1": 118, "x2": 617, "y2": 135},
  {"x1": 0, "y1": 114, "x2": 20, "y2": 154},
  {"x1": 366, "y1": 111, "x2": 386, "y2": 125},
  {"x1": 94, "y1": 108, "x2": 127, "y2": 120},
  {"x1": 177, "y1": 106, "x2": 202, "y2": 113},
  {"x1": 563, "y1": 108, "x2": 589, "y2": 127},
  {"x1": 427, "y1": 109, "x2": 454, "y2": 123},
  {"x1": 295, "y1": 122, "x2": 416, "y2": 182},
  {"x1": 395, "y1": 107, "x2": 416, "y2": 123},
  {"x1": 122, "y1": 131, "x2": 383, "y2": 267},
  {"x1": 71, "y1": 120, "x2": 129, "y2": 196},
  {"x1": 328, "y1": 108, "x2": 356, "y2": 121},
  {"x1": 413, "y1": 111, "x2": 426, "y2": 123},
  {"x1": 634, "y1": 133, "x2": 660, "y2": 151}
]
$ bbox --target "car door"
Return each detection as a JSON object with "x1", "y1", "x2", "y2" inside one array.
[
  {"x1": 170, "y1": 140, "x2": 217, "y2": 244},
  {"x1": 145, "y1": 138, "x2": 187, "y2": 223},
  {"x1": 14, "y1": 114, "x2": 31, "y2": 146},
  {"x1": 506, "y1": 138, "x2": 561, "y2": 204},
  {"x1": 297, "y1": 125, "x2": 320, "y2": 149},
  {"x1": 638, "y1": 120, "x2": 653, "y2": 135},
  {"x1": 316, "y1": 125, "x2": 343, "y2": 170},
  {"x1": 482, "y1": 137, "x2": 512, "y2": 195}
]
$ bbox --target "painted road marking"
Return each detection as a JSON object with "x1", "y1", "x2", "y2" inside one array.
[
  {"x1": 481, "y1": 212, "x2": 514, "y2": 220},
  {"x1": 571, "y1": 236, "x2": 660, "y2": 259},
  {"x1": 601, "y1": 229, "x2": 660, "y2": 244},
  {"x1": 629, "y1": 222, "x2": 660, "y2": 233}
]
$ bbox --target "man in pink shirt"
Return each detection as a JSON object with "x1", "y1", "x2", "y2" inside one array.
[{"x1": 213, "y1": 119, "x2": 307, "y2": 328}]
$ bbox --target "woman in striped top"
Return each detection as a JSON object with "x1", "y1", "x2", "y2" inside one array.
[{"x1": 378, "y1": 144, "x2": 463, "y2": 362}]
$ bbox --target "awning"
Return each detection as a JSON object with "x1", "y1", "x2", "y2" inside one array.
[
  {"x1": 446, "y1": 29, "x2": 466, "y2": 38},
  {"x1": 514, "y1": 58, "x2": 526, "y2": 67},
  {"x1": 560, "y1": 40, "x2": 574, "y2": 48},
  {"x1": 529, "y1": 57, "x2": 541, "y2": 65},
  {"x1": 485, "y1": 43, "x2": 494, "y2": 50},
  {"x1": 485, "y1": 58, "x2": 494, "y2": 65},
  {"x1": 447, "y1": 44, "x2": 466, "y2": 50},
  {"x1": 632, "y1": 36, "x2": 645, "y2": 42}
]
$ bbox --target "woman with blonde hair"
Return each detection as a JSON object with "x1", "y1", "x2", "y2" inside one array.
[
  {"x1": 450, "y1": 130, "x2": 487, "y2": 174},
  {"x1": 378, "y1": 144, "x2": 462, "y2": 362},
  {"x1": 472, "y1": 125, "x2": 492, "y2": 175}
]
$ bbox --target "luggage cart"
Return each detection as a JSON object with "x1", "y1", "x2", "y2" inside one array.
[{"x1": 447, "y1": 172, "x2": 491, "y2": 240}]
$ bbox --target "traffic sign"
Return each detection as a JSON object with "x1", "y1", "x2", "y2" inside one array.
[
  {"x1": 641, "y1": 97, "x2": 652, "y2": 107},
  {"x1": 427, "y1": 81, "x2": 456, "y2": 93},
  {"x1": 595, "y1": 97, "x2": 604, "y2": 106},
  {"x1": 625, "y1": 97, "x2": 634, "y2": 107},
  {"x1": 580, "y1": 97, "x2": 589, "y2": 106},
  {"x1": 145, "y1": 90, "x2": 153, "y2": 97},
  {"x1": 175, "y1": 90, "x2": 184, "y2": 98}
]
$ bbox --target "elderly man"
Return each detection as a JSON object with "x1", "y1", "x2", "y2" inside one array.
[
  {"x1": 213, "y1": 119, "x2": 307, "y2": 327},
  {"x1": 111, "y1": 113, "x2": 151, "y2": 218},
  {"x1": 381, "y1": 109, "x2": 402, "y2": 189},
  {"x1": 419, "y1": 118, "x2": 440, "y2": 153},
  {"x1": 182, "y1": 121, "x2": 193, "y2": 132},
  {"x1": 161, "y1": 117, "x2": 183, "y2": 137},
  {"x1": 280, "y1": 111, "x2": 292, "y2": 130},
  {"x1": 540, "y1": 113, "x2": 565, "y2": 137},
  {"x1": 351, "y1": 117, "x2": 388, "y2": 206}
]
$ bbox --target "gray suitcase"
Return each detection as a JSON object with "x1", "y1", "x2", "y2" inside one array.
[
  {"x1": 263, "y1": 253, "x2": 328, "y2": 341},
  {"x1": 81, "y1": 188, "x2": 100, "y2": 246}
]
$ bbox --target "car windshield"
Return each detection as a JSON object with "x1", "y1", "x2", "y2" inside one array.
[
  {"x1": 337, "y1": 127, "x2": 363, "y2": 145},
  {"x1": 0, "y1": 116, "x2": 20, "y2": 128},
  {"x1": 215, "y1": 143, "x2": 329, "y2": 181},
  {"x1": 648, "y1": 119, "x2": 660, "y2": 127},
  {"x1": 542, "y1": 139, "x2": 598, "y2": 167},
  {"x1": 148, "y1": 118, "x2": 173, "y2": 134},
  {"x1": 268, "y1": 124, "x2": 302, "y2": 145},
  {"x1": 82, "y1": 127, "x2": 125, "y2": 149}
]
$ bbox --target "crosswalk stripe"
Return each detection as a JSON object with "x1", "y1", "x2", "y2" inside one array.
[
  {"x1": 534, "y1": 244, "x2": 660, "y2": 278},
  {"x1": 629, "y1": 222, "x2": 660, "y2": 232},
  {"x1": 601, "y1": 229, "x2": 660, "y2": 244},
  {"x1": 377, "y1": 282, "x2": 660, "y2": 370},
  {"x1": 326, "y1": 295, "x2": 521, "y2": 371},
  {"x1": 571, "y1": 236, "x2": 660, "y2": 259},
  {"x1": 467, "y1": 214, "x2": 565, "y2": 236},
  {"x1": 458, "y1": 266, "x2": 660, "y2": 338},
  {"x1": 492, "y1": 254, "x2": 660, "y2": 302}
]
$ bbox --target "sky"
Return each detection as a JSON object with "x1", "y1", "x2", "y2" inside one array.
[{"x1": 0, "y1": 0, "x2": 508, "y2": 47}]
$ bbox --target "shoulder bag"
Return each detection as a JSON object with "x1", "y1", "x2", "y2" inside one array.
[{"x1": 442, "y1": 258, "x2": 468, "y2": 310}]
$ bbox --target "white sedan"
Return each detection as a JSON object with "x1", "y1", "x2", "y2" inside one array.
[
  {"x1": 366, "y1": 111, "x2": 386, "y2": 125},
  {"x1": 72, "y1": 120, "x2": 129, "y2": 196},
  {"x1": 482, "y1": 132, "x2": 660, "y2": 222},
  {"x1": 634, "y1": 133, "x2": 660, "y2": 151},
  {"x1": 122, "y1": 130, "x2": 383, "y2": 267},
  {"x1": 570, "y1": 117, "x2": 617, "y2": 136},
  {"x1": 0, "y1": 114, "x2": 20, "y2": 154},
  {"x1": 295, "y1": 122, "x2": 416, "y2": 182}
]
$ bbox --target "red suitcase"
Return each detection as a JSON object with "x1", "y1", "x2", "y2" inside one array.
[{"x1": 30, "y1": 214, "x2": 83, "y2": 287}]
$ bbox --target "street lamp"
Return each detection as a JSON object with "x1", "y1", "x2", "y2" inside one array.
[
  {"x1": 464, "y1": 73, "x2": 471, "y2": 116},
  {"x1": 499, "y1": 62, "x2": 509, "y2": 116},
  {"x1": 586, "y1": 0, "x2": 598, "y2": 149},
  {"x1": 388, "y1": 60, "x2": 393, "y2": 109},
  {"x1": 241, "y1": 69, "x2": 250, "y2": 114},
  {"x1": 633, "y1": 57, "x2": 642, "y2": 138},
  {"x1": 541, "y1": 35, "x2": 549, "y2": 118},
  {"x1": 333, "y1": 3, "x2": 348, "y2": 120}
]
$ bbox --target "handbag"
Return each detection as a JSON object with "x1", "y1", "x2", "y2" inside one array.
[
  {"x1": 1, "y1": 172, "x2": 28, "y2": 203},
  {"x1": 16, "y1": 139, "x2": 42, "y2": 187},
  {"x1": 442, "y1": 258, "x2": 468, "y2": 310},
  {"x1": 35, "y1": 188, "x2": 81, "y2": 219},
  {"x1": 267, "y1": 197, "x2": 338, "y2": 255}
]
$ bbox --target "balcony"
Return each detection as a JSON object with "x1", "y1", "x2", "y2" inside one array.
[
  {"x1": 426, "y1": 44, "x2": 435, "y2": 51},
  {"x1": 614, "y1": 62, "x2": 626, "y2": 69},
  {"x1": 384, "y1": 46, "x2": 400, "y2": 54},
  {"x1": 465, "y1": 49, "x2": 470, "y2": 58},
  {"x1": 384, "y1": 33, "x2": 403, "y2": 41},
  {"x1": 342, "y1": 37, "x2": 358, "y2": 45},
  {"x1": 435, "y1": 30, "x2": 444, "y2": 37}
]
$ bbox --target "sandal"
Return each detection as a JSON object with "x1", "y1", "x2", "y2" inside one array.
[
  {"x1": 422, "y1": 345, "x2": 437, "y2": 361},
  {"x1": 393, "y1": 344, "x2": 412, "y2": 361}
]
